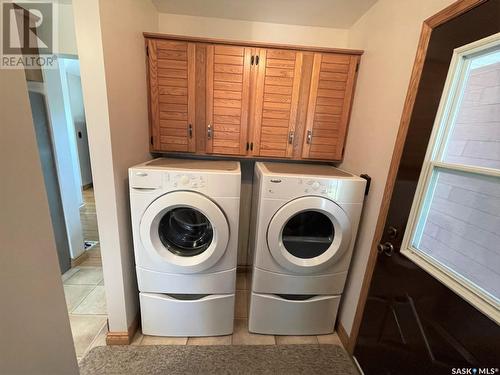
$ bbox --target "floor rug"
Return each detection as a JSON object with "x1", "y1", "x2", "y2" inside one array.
[{"x1": 80, "y1": 344, "x2": 359, "y2": 374}]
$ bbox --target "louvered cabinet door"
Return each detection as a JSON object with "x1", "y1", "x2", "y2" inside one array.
[
  {"x1": 148, "y1": 39, "x2": 196, "y2": 152},
  {"x1": 301, "y1": 53, "x2": 359, "y2": 161},
  {"x1": 206, "y1": 45, "x2": 252, "y2": 155},
  {"x1": 251, "y1": 49, "x2": 303, "y2": 158}
]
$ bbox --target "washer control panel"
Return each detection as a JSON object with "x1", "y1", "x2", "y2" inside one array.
[
  {"x1": 264, "y1": 176, "x2": 338, "y2": 199},
  {"x1": 165, "y1": 172, "x2": 207, "y2": 191}
]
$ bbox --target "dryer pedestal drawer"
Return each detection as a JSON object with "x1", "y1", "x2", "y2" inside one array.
[
  {"x1": 248, "y1": 292, "x2": 341, "y2": 335},
  {"x1": 140, "y1": 292, "x2": 235, "y2": 337}
]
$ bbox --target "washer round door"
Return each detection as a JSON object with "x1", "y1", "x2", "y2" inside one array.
[
  {"x1": 267, "y1": 196, "x2": 352, "y2": 274},
  {"x1": 139, "y1": 191, "x2": 229, "y2": 273}
]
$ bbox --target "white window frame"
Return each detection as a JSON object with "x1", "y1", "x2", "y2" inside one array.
[{"x1": 401, "y1": 32, "x2": 500, "y2": 325}]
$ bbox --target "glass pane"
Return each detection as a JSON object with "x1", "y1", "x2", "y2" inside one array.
[
  {"x1": 413, "y1": 169, "x2": 500, "y2": 301},
  {"x1": 282, "y1": 211, "x2": 334, "y2": 259},
  {"x1": 158, "y1": 207, "x2": 213, "y2": 257},
  {"x1": 443, "y1": 50, "x2": 500, "y2": 170}
]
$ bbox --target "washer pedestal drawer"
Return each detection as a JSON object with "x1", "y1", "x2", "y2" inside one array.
[
  {"x1": 248, "y1": 292, "x2": 341, "y2": 335},
  {"x1": 140, "y1": 292, "x2": 235, "y2": 337}
]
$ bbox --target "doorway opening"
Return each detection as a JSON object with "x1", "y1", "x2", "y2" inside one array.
[{"x1": 16, "y1": 2, "x2": 108, "y2": 362}]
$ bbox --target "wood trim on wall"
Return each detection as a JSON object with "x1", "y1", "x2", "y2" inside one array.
[
  {"x1": 143, "y1": 32, "x2": 364, "y2": 56},
  {"x1": 343, "y1": 0, "x2": 488, "y2": 355},
  {"x1": 426, "y1": 0, "x2": 488, "y2": 27},
  {"x1": 106, "y1": 313, "x2": 140, "y2": 345},
  {"x1": 336, "y1": 322, "x2": 350, "y2": 351},
  {"x1": 70, "y1": 251, "x2": 89, "y2": 268}
]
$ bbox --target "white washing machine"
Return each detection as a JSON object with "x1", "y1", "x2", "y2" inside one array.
[
  {"x1": 129, "y1": 158, "x2": 240, "y2": 336},
  {"x1": 248, "y1": 162, "x2": 366, "y2": 335}
]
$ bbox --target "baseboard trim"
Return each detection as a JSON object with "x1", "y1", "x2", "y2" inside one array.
[
  {"x1": 106, "y1": 313, "x2": 140, "y2": 345},
  {"x1": 105, "y1": 331, "x2": 130, "y2": 345},
  {"x1": 336, "y1": 322, "x2": 351, "y2": 354},
  {"x1": 71, "y1": 251, "x2": 89, "y2": 268}
]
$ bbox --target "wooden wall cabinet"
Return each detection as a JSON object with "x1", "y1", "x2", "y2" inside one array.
[
  {"x1": 146, "y1": 34, "x2": 362, "y2": 162},
  {"x1": 147, "y1": 39, "x2": 196, "y2": 153},
  {"x1": 251, "y1": 48, "x2": 303, "y2": 158},
  {"x1": 206, "y1": 44, "x2": 252, "y2": 156},
  {"x1": 301, "y1": 53, "x2": 360, "y2": 160}
]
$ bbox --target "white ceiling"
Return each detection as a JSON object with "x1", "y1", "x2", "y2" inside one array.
[{"x1": 152, "y1": 0, "x2": 378, "y2": 29}]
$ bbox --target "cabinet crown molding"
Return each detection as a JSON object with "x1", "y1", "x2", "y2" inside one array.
[{"x1": 143, "y1": 32, "x2": 364, "y2": 56}]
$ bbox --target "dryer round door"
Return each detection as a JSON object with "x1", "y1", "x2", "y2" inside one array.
[
  {"x1": 139, "y1": 191, "x2": 229, "y2": 273},
  {"x1": 267, "y1": 196, "x2": 352, "y2": 274}
]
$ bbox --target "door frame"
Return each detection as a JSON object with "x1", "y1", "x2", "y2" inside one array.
[{"x1": 343, "y1": 0, "x2": 488, "y2": 354}]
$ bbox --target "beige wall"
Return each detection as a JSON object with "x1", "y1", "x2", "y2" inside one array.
[
  {"x1": 58, "y1": 3, "x2": 78, "y2": 56},
  {"x1": 0, "y1": 70, "x2": 78, "y2": 374},
  {"x1": 73, "y1": 0, "x2": 158, "y2": 332},
  {"x1": 158, "y1": 13, "x2": 349, "y2": 48},
  {"x1": 337, "y1": 0, "x2": 456, "y2": 335},
  {"x1": 99, "y1": 0, "x2": 159, "y2": 330}
]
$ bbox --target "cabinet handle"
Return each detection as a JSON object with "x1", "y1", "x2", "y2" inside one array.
[
  {"x1": 250, "y1": 55, "x2": 254, "y2": 65},
  {"x1": 188, "y1": 124, "x2": 193, "y2": 138},
  {"x1": 207, "y1": 124, "x2": 212, "y2": 139},
  {"x1": 255, "y1": 55, "x2": 259, "y2": 65},
  {"x1": 288, "y1": 131, "x2": 294, "y2": 144},
  {"x1": 306, "y1": 129, "x2": 312, "y2": 144},
  {"x1": 250, "y1": 142, "x2": 253, "y2": 151}
]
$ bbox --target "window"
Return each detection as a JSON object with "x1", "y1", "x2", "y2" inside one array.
[
  {"x1": 402, "y1": 33, "x2": 500, "y2": 324},
  {"x1": 282, "y1": 210, "x2": 335, "y2": 259},
  {"x1": 158, "y1": 207, "x2": 213, "y2": 257}
]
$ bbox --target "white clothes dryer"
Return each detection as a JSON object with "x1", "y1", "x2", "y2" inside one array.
[
  {"x1": 129, "y1": 158, "x2": 240, "y2": 336},
  {"x1": 248, "y1": 162, "x2": 366, "y2": 335}
]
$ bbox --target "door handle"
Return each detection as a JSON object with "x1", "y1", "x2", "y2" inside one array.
[
  {"x1": 288, "y1": 131, "x2": 294, "y2": 144},
  {"x1": 377, "y1": 242, "x2": 394, "y2": 257},
  {"x1": 207, "y1": 124, "x2": 212, "y2": 139},
  {"x1": 188, "y1": 124, "x2": 193, "y2": 138},
  {"x1": 306, "y1": 130, "x2": 312, "y2": 144}
]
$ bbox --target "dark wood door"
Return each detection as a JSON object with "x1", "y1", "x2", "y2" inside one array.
[{"x1": 354, "y1": 2, "x2": 500, "y2": 373}]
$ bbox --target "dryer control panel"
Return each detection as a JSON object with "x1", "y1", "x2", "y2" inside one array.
[
  {"x1": 165, "y1": 172, "x2": 207, "y2": 191},
  {"x1": 263, "y1": 176, "x2": 338, "y2": 199}
]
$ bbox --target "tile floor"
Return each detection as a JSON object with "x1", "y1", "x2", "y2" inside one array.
[
  {"x1": 63, "y1": 266, "x2": 107, "y2": 361},
  {"x1": 62, "y1": 186, "x2": 108, "y2": 361},
  {"x1": 74, "y1": 271, "x2": 343, "y2": 362}
]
